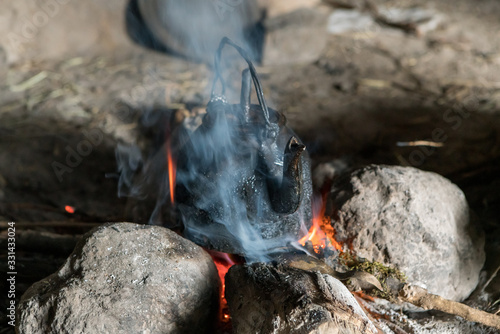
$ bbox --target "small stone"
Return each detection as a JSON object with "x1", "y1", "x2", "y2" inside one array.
[
  {"x1": 17, "y1": 223, "x2": 219, "y2": 334},
  {"x1": 377, "y1": 7, "x2": 444, "y2": 35},
  {"x1": 327, "y1": 165, "x2": 485, "y2": 301},
  {"x1": 327, "y1": 9, "x2": 376, "y2": 34}
]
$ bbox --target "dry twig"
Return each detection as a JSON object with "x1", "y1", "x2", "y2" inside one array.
[{"x1": 399, "y1": 284, "x2": 500, "y2": 330}]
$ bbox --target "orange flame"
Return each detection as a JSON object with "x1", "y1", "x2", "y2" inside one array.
[
  {"x1": 64, "y1": 205, "x2": 75, "y2": 214},
  {"x1": 166, "y1": 139, "x2": 176, "y2": 204},
  {"x1": 298, "y1": 194, "x2": 342, "y2": 253},
  {"x1": 208, "y1": 250, "x2": 240, "y2": 323}
]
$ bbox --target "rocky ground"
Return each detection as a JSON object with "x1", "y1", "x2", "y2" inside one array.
[{"x1": 1, "y1": 0, "x2": 500, "y2": 333}]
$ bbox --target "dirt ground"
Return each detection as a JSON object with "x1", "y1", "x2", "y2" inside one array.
[{"x1": 1, "y1": 0, "x2": 500, "y2": 332}]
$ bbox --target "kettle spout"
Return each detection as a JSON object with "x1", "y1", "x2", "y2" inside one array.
[{"x1": 268, "y1": 136, "x2": 305, "y2": 214}]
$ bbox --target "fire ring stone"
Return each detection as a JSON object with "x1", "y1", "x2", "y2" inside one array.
[{"x1": 327, "y1": 165, "x2": 485, "y2": 301}]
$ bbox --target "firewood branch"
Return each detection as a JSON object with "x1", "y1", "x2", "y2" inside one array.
[{"x1": 399, "y1": 283, "x2": 500, "y2": 330}]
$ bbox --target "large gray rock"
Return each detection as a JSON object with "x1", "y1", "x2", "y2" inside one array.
[
  {"x1": 327, "y1": 165, "x2": 485, "y2": 301},
  {"x1": 17, "y1": 223, "x2": 219, "y2": 334}
]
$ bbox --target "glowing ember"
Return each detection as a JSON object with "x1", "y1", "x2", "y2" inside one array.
[
  {"x1": 298, "y1": 194, "x2": 342, "y2": 253},
  {"x1": 166, "y1": 139, "x2": 176, "y2": 204},
  {"x1": 64, "y1": 205, "x2": 75, "y2": 214},
  {"x1": 208, "y1": 250, "x2": 240, "y2": 323}
]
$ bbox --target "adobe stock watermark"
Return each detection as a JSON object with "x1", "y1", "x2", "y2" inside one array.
[
  {"x1": 6, "y1": 222, "x2": 16, "y2": 327},
  {"x1": 51, "y1": 128, "x2": 103, "y2": 182},
  {"x1": 213, "y1": 0, "x2": 244, "y2": 20},
  {"x1": 7, "y1": 0, "x2": 76, "y2": 53},
  {"x1": 399, "y1": 103, "x2": 472, "y2": 167}
]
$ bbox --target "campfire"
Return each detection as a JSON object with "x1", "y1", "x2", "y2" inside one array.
[
  {"x1": 13, "y1": 36, "x2": 500, "y2": 333},
  {"x1": 107, "y1": 38, "x2": 497, "y2": 332},
  {"x1": 5, "y1": 1, "x2": 500, "y2": 333}
]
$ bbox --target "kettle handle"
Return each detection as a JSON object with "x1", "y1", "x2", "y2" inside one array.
[{"x1": 210, "y1": 37, "x2": 274, "y2": 128}]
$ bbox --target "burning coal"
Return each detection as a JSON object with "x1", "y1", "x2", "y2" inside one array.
[
  {"x1": 116, "y1": 38, "x2": 313, "y2": 261},
  {"x1": 207, "y1": 250, "x2": 243, "y2": 323}
]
